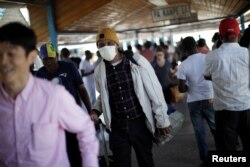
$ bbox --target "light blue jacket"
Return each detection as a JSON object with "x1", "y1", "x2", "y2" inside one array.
[{"x1": 93, "y1": 53, "x2": 170, "y2": 134}]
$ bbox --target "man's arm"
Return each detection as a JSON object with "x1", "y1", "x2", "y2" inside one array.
[
  {"x1": 91, "y1": 69, "x2": 103, "y2": 123},
  {"x1": 68, "y1": 62, "x2": 92, "y2": 113},
  {"x1": 135, "y1": 55, "x2": 171, "y2": 130},
  {"x1": 81, "y1": 69, "x2": 94, "y2": 77},
  {"x1": 178, "y1": 79, "x2": 188, "y2": 93},
  {"x1": 78, "y1": 84, "x2": 92, "y2": 113},
  {"x1": 204, "y1": 52, "x2": 214, "y2": 81}
]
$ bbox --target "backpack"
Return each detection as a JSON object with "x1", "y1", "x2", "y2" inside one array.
[{"x1": 123, "y1": 50, "x2": 139, "y2": 65}]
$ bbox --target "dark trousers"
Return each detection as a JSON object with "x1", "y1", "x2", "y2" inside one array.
[
  {"x1": 109, "y1": 116, "x2": 154, "y2": 167},
  {"x1": 65, "y1": 131, "x2": 82, "y2": 167},
  {"x1": 215, "y1": 109, "x2": 250, "y2": 155}
]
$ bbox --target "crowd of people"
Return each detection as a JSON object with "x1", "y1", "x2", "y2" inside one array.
[{"x1": 0, "y1": 16, "x2": 250, "y2": 167}]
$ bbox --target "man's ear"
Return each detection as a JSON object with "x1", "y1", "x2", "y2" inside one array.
[{"x1": 27, "y1": 49, "x2": 38, "y2": 65}]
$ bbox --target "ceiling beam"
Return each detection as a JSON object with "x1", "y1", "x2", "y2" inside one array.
[
  {"x1": 57, "y1": 14, "x2": 237, "y2": 35},
  {"x1": 237, "y1": 3, "x2": 250, "y2": 16},
  {"x1": 57, "y1": 31, "x2": 97, "y2": 35},
  {"x1": 117, "y1": 15, "x2": 237, "y2": 33}
]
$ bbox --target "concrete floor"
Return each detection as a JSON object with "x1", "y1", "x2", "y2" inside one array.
[{"x1": 131, "y1": 98, "x2": 216, "y2": 167}]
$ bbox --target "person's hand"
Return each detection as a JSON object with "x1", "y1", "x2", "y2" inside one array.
[
  {"x1": 156, "y1": 125, "x2": 172, "y2": 136},
  {"x1": 90, "y1": 110, "x2": 99, "y2": 124},
  {"x1": 208, "y1": 99, "x2": 214, "y2": 104}
]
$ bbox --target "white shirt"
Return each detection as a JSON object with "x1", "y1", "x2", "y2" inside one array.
[
  {"x1": 204, "y1": 43, "x2": 250, "y2": 111},
  {"x1": 177, "y1": 53, "x2": 213, "y2": 103}
]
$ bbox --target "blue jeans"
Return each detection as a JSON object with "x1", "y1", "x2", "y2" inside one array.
[{"x1": 187, "y1": 99, "x2": 216, "y2": 161}]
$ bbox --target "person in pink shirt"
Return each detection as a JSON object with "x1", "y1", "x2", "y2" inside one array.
[{"x1": 0, "y1": 22, "x2": 99, "y2": 167}]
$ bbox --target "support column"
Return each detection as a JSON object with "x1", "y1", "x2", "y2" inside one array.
[
  {"x1": 240, "y1": 15, "x2": 245, "y2": 32},
  {"x1": 47, "y1": 0, "x2": 57, "y2": 49},
  {"x1": 135, "y1": 30, "x2": 139, "y2": 44},
  {"x1": 168, "y1": 30, "x2": 174, "y2": 45}
]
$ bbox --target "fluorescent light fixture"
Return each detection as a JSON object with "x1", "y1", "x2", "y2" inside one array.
[
  {"x1": 20, "y1": 8, "x2": 30, "y2": 24},
  {"x1": 244, "y1": 9, "x2": 250, "y2": 16},
  {"x1": 147, "y1": 0, "x2": 168, "y2": 6},
  {"x1": 0, "y1": 8, "x2": 6, "y2": 20},
  {"x1": 80, "y1": 35, "x2": 94, "y2": 43}
]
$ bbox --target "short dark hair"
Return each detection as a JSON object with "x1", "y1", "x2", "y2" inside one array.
[
  {"x1": 239, "y1": 24, "x2": 250, "y2": 48},
  {"x1": 85, "y1": 50, "x2": 92, "y2": 60},
  {"x1": 60, "y1": 48, "x2": 70, "y2": 58},
  {"x1": 144, "y1": 41, "x2": 152, "y2": 49},
  {"x1": 156, "y1": 46, "x2": 164, "y2": 52},
  {"x1": 197, "y1": 38, "x2": 206, "y2": 47},
  {"x1": 0, "y1": 22, "x2": 37, "y2": 55},
  {"x1": 182, "y1": 36, "x2": 197, "y2": 53},
  {"x1": 212, "y1": 32, "x2": 220, "y2": 42}
]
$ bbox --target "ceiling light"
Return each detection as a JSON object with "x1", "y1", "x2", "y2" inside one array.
[{"x1": 147, "y1": 0, "x2": 168, "y2": 6}]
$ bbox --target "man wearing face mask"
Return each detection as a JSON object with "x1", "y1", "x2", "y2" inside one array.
[{"x1": 90, "y1": 28, "x2": 171, "y2": 167}]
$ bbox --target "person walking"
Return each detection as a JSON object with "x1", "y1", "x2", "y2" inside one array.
[
  {"x1": 35, "y1": 43, "x2": 92, "y2": 167},
  {"x1": 204, "y1": 18, "x2": 250, "y2": 156},
  {"x1": 177, "y1": 36, "x2": 216, "y2": 163},
  {"x1": 0, "y1": 22, "x2": 98, "y2": 167},
  {"x1": 90, "y1": 28, "x2": 171, "y2": 167}
]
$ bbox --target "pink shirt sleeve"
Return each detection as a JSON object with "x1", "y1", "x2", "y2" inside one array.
[{"x1": 56, "y1": 86, "x2": 99, "y2": 167}]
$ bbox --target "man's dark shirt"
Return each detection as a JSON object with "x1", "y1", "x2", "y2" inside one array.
[
  {"x1": 105, "y1": 57, "x2": 143, "y2": 120},
  {"x1": 35, "y1": 61, "x2": 83, "y2": 106}
]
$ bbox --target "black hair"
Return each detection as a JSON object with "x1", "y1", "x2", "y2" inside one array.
[
  {"x1": 0, "y1": 22, "x2": 37, "y2": 55},
  {"x1": 216, "y1": 39, "x2": 222, "y2": 48},
  {"x1": 85, "y1": 50, "x2": 92, "y2": 60},
  {"x1": 239, "y1": 25, "x2": 250, "y2": 48},
  {"x1": 60, "y1": 48, "x2": 70, "y2": 58},
  {"x1": 127, "y1": 45, "x2": 132, "y2": 51},
  {"x1": 197, "y1": 38, "x2": 207, "y2": 47},
  {"x1": 144, "y1": 41, "x2": 152, "y2": 49},
  {"x1": 212, "y1": 32, "x2": 220, "y2": 42},
  {"x1": 85, "y1": 50, "x2": 92, "y2": 56},
  {"x1": 182, "y1": 36, "x2": 197, "y2": 53},
  {"x1": 156, "y1": 46, "x2": 164, "y2": 52},
  {"x1": 135, "y1": 44, "x2": 142, "y2": 51}
]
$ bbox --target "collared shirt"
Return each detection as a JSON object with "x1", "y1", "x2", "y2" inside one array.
[
  {"x1": 0, "y1": 74, "x2": 98, "y2": 167},
  {"x1": 205, "y1": 43, "x2": 250, "y2": 111},
  {"x1": 105, "y1": 57, "x2": 143, "y2": 120}
]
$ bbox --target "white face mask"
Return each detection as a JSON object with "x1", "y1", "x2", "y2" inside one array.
[{"x1": 98, "y1": 46, "x2": 117, "y2": 61}]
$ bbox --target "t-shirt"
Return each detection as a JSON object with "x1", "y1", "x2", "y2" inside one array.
[
  {"x1": 35, "y1": 61, "x2": 83, "y2": 105},
  {"x1": 153, "y1": 60, "x2": 172, "y2": 89},
  {"x1": 177, "y1": 53, "x2": 213, "y2": 103}
]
